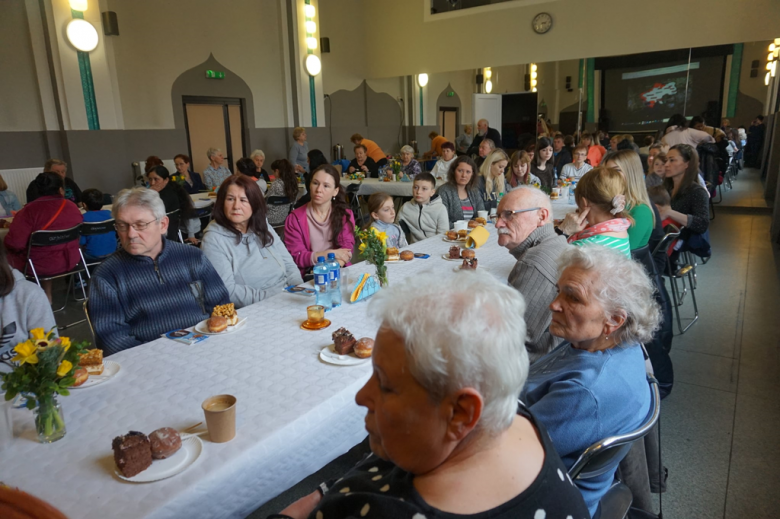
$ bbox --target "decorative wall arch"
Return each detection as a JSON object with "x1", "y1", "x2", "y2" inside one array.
[
  {"x1": 436, "y1": 83, "x2": 462, "y2": 132},
  {"x1": 170, "y1": 54, "x2": 255, "y2": 130}
]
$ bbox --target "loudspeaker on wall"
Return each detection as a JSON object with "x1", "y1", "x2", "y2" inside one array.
[{"x1": 101, "y1": 11, "x2": 119, "y2": 36}]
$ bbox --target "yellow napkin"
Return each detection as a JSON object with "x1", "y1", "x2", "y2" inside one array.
[{"x1": 466, "y1": 225, "x2": 489, "y2": 249}]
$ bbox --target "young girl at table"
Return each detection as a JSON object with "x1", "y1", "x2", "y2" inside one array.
[{"x1": 365, "y1": 192, "x2": 407, "y2": 248}]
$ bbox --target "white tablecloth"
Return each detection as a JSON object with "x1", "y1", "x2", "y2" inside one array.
[
  {"x1": 341, "y1": 178, "x2": 414, "y2": 197},
  {"x1": 0, "y1": 229, "x2": 532, "y2": 519}
]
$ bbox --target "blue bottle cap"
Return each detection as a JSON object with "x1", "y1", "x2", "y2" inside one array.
[
  {"x1": 317, "y1": 256, "x2": 325, "y2": 263},
  {"x1": 328, "y1": 252, "x2": 336, "y2": 260}
]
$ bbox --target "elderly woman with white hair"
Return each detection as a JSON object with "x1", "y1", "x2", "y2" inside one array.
[
  {"x1": 203, "y1": 148, "x2": 232, "y2": 190},
  {"x1": 398, "y1": 145, "x2": 421, "y2": 178},
  {"x1": 249, "y1": 149, "x2": 271, "y2": 182},
  {"x1": 276, "y1": 272, "x2": 590, "y2": 519},
  {"x1": 521, "y1": 245, "x2": 661, "y2": 517}
]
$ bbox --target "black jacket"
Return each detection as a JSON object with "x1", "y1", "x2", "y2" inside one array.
[
  {"x1": 348, "y1": 157, "x2": 379, "y2": 178},
  {"x1": 466, "y1": 127, "x2": 502, "y2": 156},
  {"x1": 553, "y1": 148, "x2": 572, "y2": 176}
]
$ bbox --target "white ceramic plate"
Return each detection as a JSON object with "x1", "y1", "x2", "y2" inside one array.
[
  {"x1": 194, "y1": 317, "x2": 247, "y2": 335},
  {"x1": 115, "y1": 435, "x2": 203, "y2": 483},
  {"x1": 441, "y1": 254, "x2": 465, "y2": 261},
  {"x1": 442, "y1": 237, "x2": 467, "y2": 243},
  {"x1": 319, "y1": 344, "x2": 371, "y2": 366},
  {"x1": 71, "y1": 360, "x2": 120, "y2": 390}
]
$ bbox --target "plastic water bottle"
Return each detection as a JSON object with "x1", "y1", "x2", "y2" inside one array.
[
  {"x1": 313, "y1": 256, "x2": 331, "y2": 310},
  {"x1": 569, "y1": 182, "x2": 576, "y2": 204},
  {"x1": 327, "y1": 253, "x2": 342, "y2": 308}
]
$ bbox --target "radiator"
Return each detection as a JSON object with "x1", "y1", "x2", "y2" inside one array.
[{"x1": 0, "y1": 168, "x2": 41, "y2": 205}]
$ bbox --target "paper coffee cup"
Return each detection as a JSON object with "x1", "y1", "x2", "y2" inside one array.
[
  {"x1": 552, "y1": 187, "x2": 561, "y2": 196},
  {"x1": 202, "y1": 394, "x2": 237, "y2": 443},
  {"x1": 466, "y1": 225, "x2": 490, "y2": 249},
  {"x1": 453, "y1": 220, "x2": 468, "y2": 232},
  {"x1": 477, "y1": 210, "x2": 488, "y2": 220}
]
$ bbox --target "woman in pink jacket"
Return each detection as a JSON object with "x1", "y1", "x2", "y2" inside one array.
[{"x1": 284, "y1": 164, "x2": 355, "y2": 276}]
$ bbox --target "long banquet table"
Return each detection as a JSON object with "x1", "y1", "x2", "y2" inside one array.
[{"x1": 0, "y1": 225, "x2": 570, "y2": 519}]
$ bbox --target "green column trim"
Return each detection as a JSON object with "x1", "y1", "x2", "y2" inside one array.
[
  {"x1": 586, "y1": 58, "x2": 595, "y2": 123},
  {"x1": 309, "y1": 76, "x2": 317, "y2": 127},
  {"x1": 727, "y1": 43, "x2": 743, "y2": 119},
  {"x1": 71, "y1": 9, "x2": 99, "y2": 130},
  {"x1": 419, "y1": 86, "x2": 424, "y2": 126},
  {"x1": 578, "y1": 59, "x2": 584, "y2": 89}
]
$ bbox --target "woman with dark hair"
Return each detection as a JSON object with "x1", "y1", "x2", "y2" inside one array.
[
  {"x1": 0, "y1": 241, "x2": 57, "y2": 365},
  {"x1": 201, "y1": 175, "x2": 301, "y2": 308},
  {"x1": 348, "y1": 144, "x2": 379, "y2": 178},
  {"x1": 658, "y1": 144, "x2": 710, "y2": 237},
  {"x1": 4, "y1": 172, "x2": 82, "y2": 302},
  {"x1": 144, "y1": 156, "x2": 164, "y2": 174},
  {"x1": 530, "y1": 137, "x2": 555, "y2": 190},
  {"x1": 236, "y1": 157, "x2": 268, "y2": 194},
  {"x1": 436, "y1": 156, "x2": 485, "y2": 227},
  {"x1": 174, "y1": 154, "x2": 206, "y2": 194},
  {"x1": 146, "y1": 165, "x2": 200, "y2": 243},
  {"x1": 266, "y1": 159, "x2": 299, "y2": 227},
  {"x1": 294, "y1": 150, "x2": 328, "y2": 210},
  {"x1": 661, "y1": 113, "x2": 715, "y2": 148},
  {"x1": 284, "y1": 165, "x2": 355, "y2": 275},
  {"x1": 308, "y1": 149, "x2": 329, "y2": 172}
]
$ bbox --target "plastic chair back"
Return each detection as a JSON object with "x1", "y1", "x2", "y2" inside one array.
[
  {"x1": 29, "y1": 225, "x2": 82, "y2": 248},
  {"x1": 80, "y1": 219, "x2": 115, "y2": 236},
  {"x1": 568, "y1": 375, "x2": 661, "y2": 480}
]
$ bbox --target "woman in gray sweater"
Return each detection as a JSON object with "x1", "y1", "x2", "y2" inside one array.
[
  {"x1": 436, "y1": 156, "x2": 485, "y2": 227},
  {"x1": 201, "y1": 175, "x2": 302, "y2": 309}
]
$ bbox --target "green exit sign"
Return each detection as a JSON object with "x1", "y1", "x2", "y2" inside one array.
[
  {"x1": 206, "y1": 70, "x2": 225, "y2": 79},
  {"x1": 446, "y1": 91, "x2": 455, "y2": 97}
]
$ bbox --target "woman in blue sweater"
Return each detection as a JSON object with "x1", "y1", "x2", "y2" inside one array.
[{"x1": 521, "y1": 245, "x2": 661, "y2": 516}]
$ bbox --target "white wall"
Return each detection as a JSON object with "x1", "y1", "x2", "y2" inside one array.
[
  {"x1": 0, "y1": 2, "x2": 45, "y2": 131},
  {"x1": 363, "y1": 0, "x2": 780, "y2": 79},
  {"x1": 106, "y1": 0, "x2": 288, "y2": 129}
]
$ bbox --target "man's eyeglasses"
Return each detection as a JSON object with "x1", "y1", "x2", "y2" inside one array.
[
  {"x1": 114, "y1": 219, "x2": 158, "y2": 232},
  {"x1": 497, "y1": 207, "x2": 541, "y2": 223}
]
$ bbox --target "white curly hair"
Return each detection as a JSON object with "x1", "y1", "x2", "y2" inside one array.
[{"x1": 557, "y1": 246, "x2": 661, "y2": 345}]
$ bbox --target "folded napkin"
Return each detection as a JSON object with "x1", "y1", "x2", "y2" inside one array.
[
  {"x1": 350, "y1": 273, "x2": 381, "y2": 303},
  {"x1": 466, "y1": 225, "x2": 489, "y2": 249}
]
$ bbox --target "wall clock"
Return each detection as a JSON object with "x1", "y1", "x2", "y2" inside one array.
[{"x1": 532, "y1": 12, "x2": 553, "y2": 34}]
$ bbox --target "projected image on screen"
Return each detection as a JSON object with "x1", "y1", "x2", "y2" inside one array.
[
  {"x1": 628, "y1": 77, "x2": 688, "y2": 112},
  {"x1": 604, "y1": 56, "x2": 724, "y2": 132}
]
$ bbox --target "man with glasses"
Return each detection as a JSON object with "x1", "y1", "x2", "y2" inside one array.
[
  {"x1": 89, "y1": 187, "x2": 229, "y2": 355},
  {"x1": 495, "y1": 186, "x2": 568, "y2": 362}
]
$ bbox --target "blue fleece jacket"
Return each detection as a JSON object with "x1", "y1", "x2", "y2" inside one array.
[
  {"x1": 89, "y1": 239, "x2": 229, "y2": 355},
  {"x1": 521, "y1": 342, "x2": 651, "y2": 516}
]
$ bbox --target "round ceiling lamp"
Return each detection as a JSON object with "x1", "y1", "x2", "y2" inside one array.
[
  {"x1": 417, "y1": 73, "x2": 429, "y2": 87},
  {"x1": 66, "y1": 19, "x2": 99, "y2": 52},
  {"x1": 306, "y1": 37, "x2": 318, "y2": 50},
  {"x1": 69, "y1": 0, "x2": 89, "y2": 11},
  {"x1": 485, "y1": 80, "x2": 493, "y2": 93},
  {"x1": 304, "y1": 4, "x2": 316, "y2": 17},
  {"x1": 305, "y1": 54, "x2": 322, "y2": 76}
]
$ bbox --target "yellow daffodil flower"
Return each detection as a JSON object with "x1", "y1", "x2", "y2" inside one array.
[
  {"x1": 12, "y1": 341, "x2": 39, "y2": 365},
  {"x1": 59, "y1": 337, "x2": 71, "y2": 352},
  {"x1": 30, "y1": 328, "x2": 46, "y2": 341},
  {"x1": 56, "y1": 360, "x2": 73, "y2": 378},
  {"x1": 377, "y1": 232, "x2": 388, "y2": 245},
  {"x1": 359, "y1": 243, "x2": 367, "y2": 253}
]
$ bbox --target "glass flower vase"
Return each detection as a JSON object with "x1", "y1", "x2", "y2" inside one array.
[
  {"x1": 35, "y1": 396, "x2": 66, "y2": 443},
  {"x1": 375, "y1": 263, "x2": 389, "y2": 288}
]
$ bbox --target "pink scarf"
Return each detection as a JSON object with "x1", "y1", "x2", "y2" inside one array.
[{"x1": 567, "y1": 218, "x2": 630, "y2": 244}]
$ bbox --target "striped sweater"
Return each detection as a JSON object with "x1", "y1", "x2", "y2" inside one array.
[
  {"x1": 89, "y1": 239, "x2": 230, "y2": 356},
  {"x1": 507, "y1": 224, "x2": 570, "y2": 362}
]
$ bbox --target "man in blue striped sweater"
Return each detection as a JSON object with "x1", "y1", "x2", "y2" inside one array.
[{"x1": 89, "y1": 188, "x2": 229, "y2": 356}]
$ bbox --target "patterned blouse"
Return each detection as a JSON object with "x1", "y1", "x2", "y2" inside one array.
[
  {"x1": 203, "y1": 165, "x2": 232, "y2": 190},
  {"x1": 400, "y1": 159, "x2": 421, "y2": 178}
]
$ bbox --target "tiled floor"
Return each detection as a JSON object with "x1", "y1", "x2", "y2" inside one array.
[
  {"x1": 51, "y1": 168, "x2": 780, "y2": 518},
  {"x1": 654, "y1": 167, "x2": 780, "y2": 519}
]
